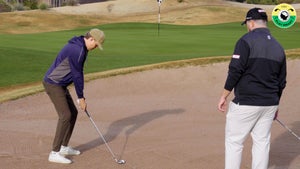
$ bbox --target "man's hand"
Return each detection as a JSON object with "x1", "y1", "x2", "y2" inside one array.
[
  {"x1": 218, "y1": 96, "x2": 227, "y2": 112},
  {"x1": 77, "y1": 98, "x2": 87, "y2": 111},
  {"x1": 218, "y1": 89, "x2": 231, "y2": 113}
]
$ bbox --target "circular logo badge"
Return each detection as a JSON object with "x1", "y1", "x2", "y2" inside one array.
[{"x1": 272, "y1": 3, "x2": 297, "y2": 28}]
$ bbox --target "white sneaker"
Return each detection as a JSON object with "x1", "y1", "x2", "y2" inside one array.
[
  {"x1": 48, "y1": 151, "x2": 72, "y2": 164},
  {"x1": 60, "y1": 146, "x2": 81, "y2": 156}
]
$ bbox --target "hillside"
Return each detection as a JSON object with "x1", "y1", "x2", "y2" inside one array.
[{"x1": 2, "y1": 0, "x2": 299, "y2": 34}]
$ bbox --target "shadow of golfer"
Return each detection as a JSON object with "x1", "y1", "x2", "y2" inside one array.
[
  {"x1": 269, "y1": 121, "x2": 300, "y2": 169},
  {"x1": 76, "y1": 108, "x2": 184, "y2": 153}
]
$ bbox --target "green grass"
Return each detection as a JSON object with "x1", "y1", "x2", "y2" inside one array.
[{"x1": 0, "y1": 22, "x2": 299, "y2": 88}]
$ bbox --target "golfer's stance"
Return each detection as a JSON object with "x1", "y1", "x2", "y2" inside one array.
[
  {"x1": 217, "y1": 8, "x2": 286, "y2": 169},
  {"x1": 43, "y1": 28, "x2": 105, "y2": 164}
]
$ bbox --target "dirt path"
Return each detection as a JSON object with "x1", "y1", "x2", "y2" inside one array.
[{"x1": 0, "y1": 60, "x2": 299, "y2": 169}]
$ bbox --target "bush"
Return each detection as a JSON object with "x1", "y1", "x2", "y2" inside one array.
[
  {"x1": 277, "y1": 0, "x2": 294, "y2": 3},
  {"x1": 24, "y1": 0, "x2": 38, "y2": 9},
  {"x1": 246, "y1": 0, "x2": 278, "y2": 4},
  {"x1": 13, "y1": 3, "x2": 24, "y2": 11},
  {"x1": 0, "y1": 0, "x2": 12, "y2": 12},
  {"x1": 39, "y1": 3, "x2": 49, "y2": 10},
  {"x1": 66, "y1": 0, "x2": 79, "y2": 6},
  {"x1": 244, "y1": 0, "x2": 294, "y2": 4}
]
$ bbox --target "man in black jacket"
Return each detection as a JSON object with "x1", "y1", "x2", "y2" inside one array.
[{"x1": 217, "y1": 8, "x2": 286, "y2": 169}]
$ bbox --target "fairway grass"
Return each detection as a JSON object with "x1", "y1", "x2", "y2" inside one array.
[
  {"x1": 1, "y1": 49, "x2": 299, "y2": 103},
  {"x1": 0, "y1": 22, "x2": 299, "y2": 102},
  {"x1": 0, "y1": 56, "x2": 231, "y2": 103}
]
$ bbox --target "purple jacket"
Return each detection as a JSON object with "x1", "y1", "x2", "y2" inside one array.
[{"x1": 44, "y1": 36, "x2": 88, "y2": 98}]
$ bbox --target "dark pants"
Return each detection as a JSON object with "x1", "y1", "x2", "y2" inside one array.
[{"x1": 43, "y1": 81, "x2": 78, "y2": 152}]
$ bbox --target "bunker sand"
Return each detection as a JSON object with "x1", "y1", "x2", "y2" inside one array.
[{"x1": 0, "y1": 60, "x2": 299, "y2": 169}]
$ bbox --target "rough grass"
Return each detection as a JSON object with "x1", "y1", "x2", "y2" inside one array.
[
  {"x1": 0, "y1": 1, "x2": 251, "y2": 34},
  {"x1": 0, "y1": 11, "x2": 106, "y2": 34}
]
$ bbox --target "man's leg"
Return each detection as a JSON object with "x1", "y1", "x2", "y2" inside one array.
[
  {"x1": 61, "y1": 89, "x2": 78, "y2": 147},
  {"x1": 225, "y1": 102, "x2": 262, "y2": 169},
  {"x1": 43, "y1": 82, "x2": 72, "y2": 152},
  {"x1": 251, "y1": 106, "x2": 277, "y2": 169}
]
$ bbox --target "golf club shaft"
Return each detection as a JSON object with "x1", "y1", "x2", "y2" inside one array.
[
  {"x1": 276, "y1": 119, "x2": 300, "y2": 140},
  {"x1": 85, "y1": 110, "x2": 118, "y2": 160}
]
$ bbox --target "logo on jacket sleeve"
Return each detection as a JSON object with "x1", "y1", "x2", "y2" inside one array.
[{"x1": 232, "y1": 54, "x2": 240, "y2": 59}]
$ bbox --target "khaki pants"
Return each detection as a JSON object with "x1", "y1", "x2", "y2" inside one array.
[
  {"x1": 225, "y1": 102, "x2": 278, "y2": 169},
  {"x1": 43, "y1": 81, "x2": 78, "y2": 152}
]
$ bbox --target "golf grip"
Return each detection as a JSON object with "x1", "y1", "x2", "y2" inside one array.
[
  {"x1": 276, "y1": 119, "x2": 300, "y2": 141},
  {"x1": 84, "y1": 110, "x2": 118, "y2": 159}
]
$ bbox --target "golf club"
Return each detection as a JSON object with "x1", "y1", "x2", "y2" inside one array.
[
  {"x1": 85, "y1": 110, "x2": 126, "y2": 164},
  {"x1": 276, "y1": 119, "x2": 300, "y2": 141}
]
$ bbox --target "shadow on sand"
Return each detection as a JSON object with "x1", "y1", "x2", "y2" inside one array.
[
  {"x1": 76, "y1": 108, "x2": 184, "y2": 155},
  {"x1": 269, "y1": 120, "x2": 300, "y2": 169}
]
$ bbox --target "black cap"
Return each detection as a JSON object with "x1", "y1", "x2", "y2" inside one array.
[{"x1": 241, "y1": 8, "x2": 268, "y2": 25}]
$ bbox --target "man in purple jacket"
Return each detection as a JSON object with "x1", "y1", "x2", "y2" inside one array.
[{"x1": 43, "y1": 28, "x2": 105, "y2": 164}]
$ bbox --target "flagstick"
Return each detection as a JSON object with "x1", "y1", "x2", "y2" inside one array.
[{"x1": 158, "y1": 1, "x2": 161, "y2": 36}]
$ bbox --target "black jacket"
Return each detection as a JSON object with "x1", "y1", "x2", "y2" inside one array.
[{"x1": 224, "y1": 28, "x2": 286, "y2": 106}]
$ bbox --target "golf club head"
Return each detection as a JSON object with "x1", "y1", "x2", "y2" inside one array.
[{"x1": 115, "y1": 159, "x2": 126, "y2": 164}]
